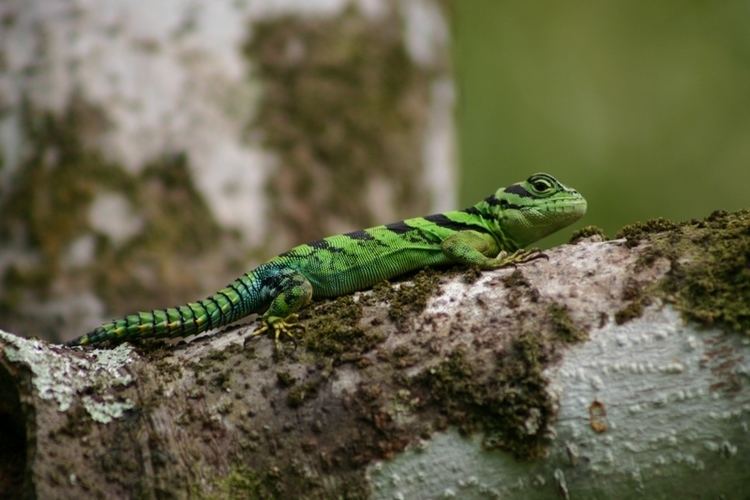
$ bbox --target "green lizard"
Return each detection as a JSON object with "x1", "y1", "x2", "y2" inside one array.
[{"x1": 68, "y1": 173, "x2": 586, "y2": 348}]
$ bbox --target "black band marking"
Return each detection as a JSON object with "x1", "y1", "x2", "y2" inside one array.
[
  {"x1": 504, "y1": 184, "x2": 533, "y2": 198},
  {"x1": 185, "y1": 305, "x2": 197, "y2": 332},
  {"x1": 217, "y1": 290, "x2": 234, "y2": 306},
  {"x1": 177, "y1": 307, "x2": 187, "y2": 337},
  {"x1": 344, "y1": 229, "x2": 375, "y2": 241},
  {"x1": 485, "y1": 195, "x2": 500, "y2": 206},
  {"x1": 486, "y1": 195, "x2": 522, "y2": 210},
  {"x1": 150, "y1": 310, "x2": 158, "y2": 336},
  {"x1": 424, "y1": 213, "x2": 487, "y2": 233},
  {"x1": 309, "y1": 239, "x2": 331, "y2": 250},
  {"x1": 279, "y1": 248, "x2": 305, "y2": 259},
  {"x1": 385, "y1": 220, "x2": 413, "y2": 234}
]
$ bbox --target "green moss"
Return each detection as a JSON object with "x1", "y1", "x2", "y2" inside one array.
[
  {"x1": 244, "y1": 8, "x2": 432, "y2": 242},
  {"x1": 461, "y1": 265, "x2": 482, "y2": 284},
  {"x1": 660, "y1": 210, "x2": 750, "y2": 334},
  {"x1": 569, "y1": 224, "x2": 607, "y2": 244},
  {"x1": 211, "y1": 371, "x2": 232, "y2": 391},
  {"x1": 287, "y1": 378, "x2": 323, "y2": 408},
  {"x1": 207, "y1": 465, "x2": 283, "y2": 499},
  {"x1": 614, "y1": 277, "x2": 653, "y2": 325},
  {"x1": 204, "y1": 459, "x2": 368, "y2": 500},
  {"x1": 276, "y1": 370, "x2": 295, "y2": 388},
  {"x1": 615, "y1": 217, "x2": 679, "y2": 248},
  {"x1": 412, "y1": 337, "x2": 555, "y2": 459},
  {"x1": 300, "y1": 294, "x2": 383, "y2": 364},
  {"x1": 547, "y1": 303, "x2": 587, "y2": 342},
  {"x1": 501, "y1": 269, "x2": 539, "y2": 308},
  {"x1": 390, "y1": 344, "x2": 420, "y2": 369},
  {"x1": 502, "y1": 269, "x2": 531, "y2": 289},
  {"x1": 615, "y1": 210, "x2": 750, "y2": 335},
  {"x1": 398, "y1": 276, "x2": 591, "y2": 459},
  {"x1": 613, "y1": 301, "x2": 643, "y2": 325},
  {"x1": 371, "y1": 268, "x2": 441, "y2": 328}
]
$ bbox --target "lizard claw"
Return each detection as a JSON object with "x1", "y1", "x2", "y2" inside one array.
[
  {"x1": 519, "y1": 247, "x2": 548, "y2": 262},
  {"x1": 494, "y1": 248, "x2": 548, "y2": 268},
  {"x1": 248, "y1": 314, "x2": 305, "y2": 352}
]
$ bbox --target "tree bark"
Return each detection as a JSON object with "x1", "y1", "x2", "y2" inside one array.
[
  {"x1": 0, "y1": 0, "x2": 455, "y2": 343},
  {"x1": 1, "y1": 210, "x2": 749, "y2": 498}
]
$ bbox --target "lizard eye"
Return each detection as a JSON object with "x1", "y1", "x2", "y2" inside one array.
[{"x1": 531, "y1": 179, "x2": 552, "y2": 192}]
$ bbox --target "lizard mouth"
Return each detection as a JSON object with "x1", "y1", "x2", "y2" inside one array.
[{"x1": 523, "y1": 196, "x2": 586, "y2": 215}]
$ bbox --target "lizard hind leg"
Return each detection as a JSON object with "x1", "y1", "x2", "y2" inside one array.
[{"x1": 250, "y1": 272, "x2": 313, "y2": 350}]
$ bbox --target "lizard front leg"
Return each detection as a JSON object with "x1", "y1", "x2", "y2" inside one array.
[
  {"x1": 248, "y1": 272, "x2": 313, "y2": 350},
  {"x1": 441, "y1": 230, "x2": 546, "y2": 269}
]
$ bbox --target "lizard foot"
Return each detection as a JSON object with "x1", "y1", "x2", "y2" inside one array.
[
  {"x1": 248, "y1": 314, "x2": 305, "y2": 351},
  {"x1": 493, "y1": 248, "x2": 548, "y2": 268}
]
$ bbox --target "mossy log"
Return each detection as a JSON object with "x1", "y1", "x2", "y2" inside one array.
[{"x1": 1, "y1": 210, "x2": 749, "y2": 498}]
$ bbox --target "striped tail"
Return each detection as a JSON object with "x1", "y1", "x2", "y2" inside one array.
[{"x1": 67, "y1": 272, "x2": 263, "y2": 346}]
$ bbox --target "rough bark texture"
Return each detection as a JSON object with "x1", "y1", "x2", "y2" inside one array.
[
  {"x1": 0, "y1": 0, "x2": 454, "y2": 342},
  {"x1": 1, "y1": 210, "x2": 748, "y2": 499}
]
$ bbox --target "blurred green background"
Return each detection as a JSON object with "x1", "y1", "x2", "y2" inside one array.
[{"x1": 454, "y1": 1, "x2": 750, "y2": 246}]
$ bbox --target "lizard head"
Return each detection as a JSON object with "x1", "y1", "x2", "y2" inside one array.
[{"x1": 481, "y1": 173, "x2": 587, "y2": 248}]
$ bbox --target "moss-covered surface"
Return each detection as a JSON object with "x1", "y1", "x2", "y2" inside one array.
[
  {"x1": 173, "y1": 266, "x2": 447, "y2": 497},
  {"x1": 569, "y1": 224, "x2": 607, "y2": 244},
  {"x1": 286, "y1": 377, "x2": 324, "y2": 408},
  {"x1": 547, "y1": 303, "x2": 588, "y2": 343},
  {"x1": 615, "y1": 217, "x2": 678, "y2": 248},
  {"x1": 298, "y1": 294, "x2": 379, "y2": 363},
  {"x1": 204, "y1": 461, "x2": 370, "y2": 500},
  {"x1": 501, "y1": 269, "x2": 539, "y2": 308},
  {"x1": 616, "y1": 209, "x2": 750, "y2": 335},
  {"x1": 614, "y1": 277, "x2": 653, "y2": 325},
  {"x1": 243, "y1": 7, "x2": 433, "y2": 243},
  {"x1": 403, "y1": 293, "x2": 588, "y2": 460},
  {"x1": 411, "y1": 340, "x2": 553, "y2": 459},
  {"x1": 0, "y1": 98, "x2": 240, "y2": 338},
  {"x1": 371, "y1": 269, "x2": 442, "y2": 328},
  {"x1": 206, "y1": 465, "x2": 283, "y2": 499}
]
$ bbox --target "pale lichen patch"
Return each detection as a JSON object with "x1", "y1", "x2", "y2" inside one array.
[
  {"x1": 1, "y1": 330, "x2": 137, "y2": 422},
  {"x1": 81, "y1": 395, "x2": 134, "y2": 424}
]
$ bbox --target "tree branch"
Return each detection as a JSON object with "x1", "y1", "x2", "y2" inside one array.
[{"x1": 1, "y1": 210, "x2": 749, "y2": 498}]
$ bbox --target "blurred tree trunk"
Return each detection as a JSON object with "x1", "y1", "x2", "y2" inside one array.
[
  {"x1": 0, "y1": 0, "x2": 455, "y2": 343},
  {"x1": 1, "y1": 210, "x2": 749, "y2": 498}
]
